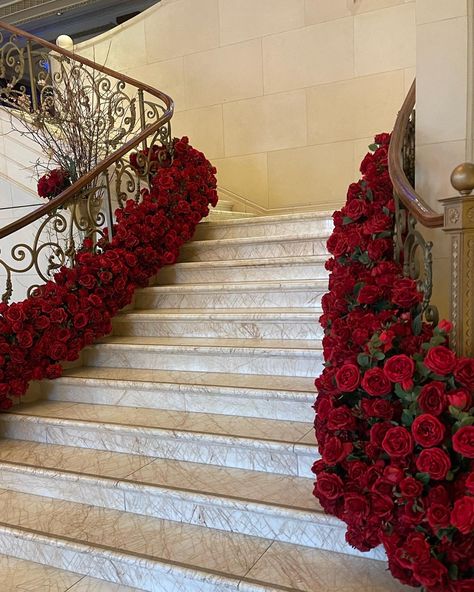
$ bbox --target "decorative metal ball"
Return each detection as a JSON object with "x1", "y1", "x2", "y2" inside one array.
[
  {"x1": 56, "y1": 35, "x2": 74, "y2": 50},
  {"x1": 451, "y1": 162, "x2": 474, "y2": 196}
]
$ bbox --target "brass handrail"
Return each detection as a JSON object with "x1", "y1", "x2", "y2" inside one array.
[
  {"x1": 388, "y1": 80, "x2": 443, "y2": 228},
  {"x1": 0, "y1": 20, "x2": 174, "y2": 240}
]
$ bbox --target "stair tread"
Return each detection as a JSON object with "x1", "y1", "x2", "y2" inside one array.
[
  {"x1": 0, "y1": 439, "x2": 317, "y2": 511},
  {"x1": 97, "y1": 335, "x2": 322, "y2": 352},
  {"x1": 138, "y1": 278, "x2": 328, "y2": 293},
  {"x1": 7, "y1": 401, "x2": 315, "y2": 446},
  {"x1": 0, "y1": 490, "x2": 403, "y2": 592},
  {"x1": 117, "y1": 308, "x2": 321, "y2": 319},
  {"x1": 0, "y1": 554, "x2": 141, "y2": 592},
  {"x1": 181, "y1": 232, "x2": 330, "y2": 247},
  {"x1": 60, "y1": 367, "x2": 315, "y2": 394},
  {"x1": 200, "y1": 211, "x2": 334, "y2": 226},
  {"x1": 162, "y1": 255, "x2": 327, "y2": 269}
]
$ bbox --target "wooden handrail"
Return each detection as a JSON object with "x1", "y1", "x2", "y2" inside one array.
[
  {"x1": 388, "y1": 80, "x2": 444, "y2": 228},
  {"x1": 0, "y1": 20, "x2": 174, "y2": 240}
]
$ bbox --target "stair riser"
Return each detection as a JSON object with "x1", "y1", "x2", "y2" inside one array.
[
  {"x1": 134, "y1": 288, "x2": 324, "y2": 310},
  {"x1": 179, "y1": 238, "x2": 328, "y2": 262},
  {"x1": 0, "y1": 529, "x2": 243, "y2": 592},
  {"x1": 0, "y1": 467, "x2": 383, "y2": 559},
  {"x1": 153, "y1": 262, "x2": 327, "y2": 284},
  {"x1": 194, "y1": 217, "x2": 333, "y2": 240},
  {"x1": 112, "y1": 318, "x2": 322, "y2": 340},
  {"x1": 0, "y1": 416, "x2": 314, "y2": 477},
  {"x1": 83, "y1": 346, "x2": 323, "y2": 377},
  {"x1": 43, "y1": 382, "x2": 315, "y2": 422}
]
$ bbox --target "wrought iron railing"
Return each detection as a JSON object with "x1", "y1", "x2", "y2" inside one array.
[
  {"x1": 0, "y1": 21, "x2": 174, "y2": 303},
  {"x1": 389, "y1": 80, "x2": 444, "y2": 330}
]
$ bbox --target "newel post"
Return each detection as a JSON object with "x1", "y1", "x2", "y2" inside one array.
[{"x1": 441, "y1": 163, "x2": 474, "y2": 356}]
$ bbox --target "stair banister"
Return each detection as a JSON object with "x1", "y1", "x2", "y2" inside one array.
[{"x1": 0, "y1": 20, "x2": 174, "y2": 302}]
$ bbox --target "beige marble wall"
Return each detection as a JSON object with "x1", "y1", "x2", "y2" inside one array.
[
  {"x1": 415, "y1": 0, "x2": 472, "y2": 320},
  {"x1": 74, "y1": 0, "x2": 416, "y2": 214}
]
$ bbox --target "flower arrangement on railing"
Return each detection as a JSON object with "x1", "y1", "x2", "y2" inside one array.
[
  {"x1": 314, "y1": 133, "x2": 474, "y2": 592},
  {"x1": 0, "y1": 137, "x2": 217, "y2": 406},
  {"x1": 37, "y1": 168, "x2": 71, "y2": 200}
]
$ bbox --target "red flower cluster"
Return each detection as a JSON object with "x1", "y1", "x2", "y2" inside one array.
[
  {"x1": 0, "y1": 137, "x2": 217, "y2": 405},
  {"x1": 314, "y1": 133, "x2": 474, "y2": 591},
  {"x1": 37, "y1": 168, "x2": 71, "y2": 200}
]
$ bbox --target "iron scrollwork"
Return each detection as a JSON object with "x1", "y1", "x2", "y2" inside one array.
[
  {"x1": 0, "y1": 26, "x2": 173, "y2": 303},
  {"x1": 393, "y1": 108, "x2": 439, "y2": 331}
]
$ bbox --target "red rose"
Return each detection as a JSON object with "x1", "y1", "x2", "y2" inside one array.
[
  {"x1": 344, "y1": 493, "x2": 369, "y2": 523},
  {"x1": 361, "y1": 367, "x2": 391, "y2": 397},
  {"x1": 416, "y1": 448, "x2": 451, "y2": 480},
  {"x1": 391, "y1": 278, "x2": 421, "y2": 308},
  {"x1": 382, "y1": 426, "x2": 414, "y2": 458},
  {"x1": 424, "y1": 345, "x2": 457, "y2": 375},
  {"x1": 452, "y1": 426, "x2": 474, "y2": 458},
  {"x1": 361, "y1": 398, "x2": 394, "y2": 419},
  {"x1": 315, "y1": 473, "x2": 344, "y2": 501},
  {"x1": 326, "y1": 233, "x2": 348, "y2": 258},
  {"x1": 448, "y1": 388, "x2": 472, "y2": 410},
  {"x1": 399, "y1": 476, "x2": 423, "y2": 498},
  {"x1": 426, "y1": 504, "x2": 451, "y2": 531},
  {"x1": 396, "y1": 532, "x2": 430, "y2": 568},
  {"x1": 357, "y1": 285, "x2": 383, "y2": 305},
  {"x1": 343, "y1": 199, "x2": 366, "y2": 221},
  {"x1": 411, "y1": 414, "x2": 445, "y2": 448},
  {"x1": 450, "y1": 496, "x2": 474, "y2": 534},
  {"x1": 438, "y1": 319, "x2": 453, "y2": 333},
  {"x1": 413, "y1": 558, "x2": 447, "y2": 588},
  {"x1": 467, "y1": 472, "x2": 474, "y2": 494},
  {"x1": 418, "y1": 381, "x2": 446, "y2": 416},
  {"x1": 454, "y1": 357, "x2": 474, "y2": 389},
  {"x1": 327, "y1": 406, "x2": 356, "y2": 431},
  {"x1": 335, "y1": 364, "x2": 360, "y2": 392},
  {"x1": 17, "y1": 330, "x2": 34, "y2": 349},
  {"x1": 384, "y1": 354, "x2": 415, "y2": 384},
  {"x1": 322, "y1": 436, "x2": 352, "y2": 466},
  {"x1": 374, "y1": 132, "x2": 391, "y2": 146}
]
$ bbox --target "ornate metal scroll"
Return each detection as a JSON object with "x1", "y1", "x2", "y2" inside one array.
[
  {"x1": 393, "y1": 108, "x2": 439, "y2": 330},
  {"x1": 0, "y1": 24, "x2": 173, "y2": 303}
]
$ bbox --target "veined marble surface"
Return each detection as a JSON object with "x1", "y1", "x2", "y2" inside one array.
[{"x1": 134, "y1": 279, "x2": 327, "y2": 310}]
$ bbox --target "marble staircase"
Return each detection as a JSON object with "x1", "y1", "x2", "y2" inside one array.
[{"x1": 0, "y1": 211, "x2": 406, "y2": 591}]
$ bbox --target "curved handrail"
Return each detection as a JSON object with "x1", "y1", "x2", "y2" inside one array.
[
  {"x1": 388, "y1": 80, "x2": 443, "y2": 228},
  {"x1": 0, "y1": 20, "x2": 174, "y2": 240}
]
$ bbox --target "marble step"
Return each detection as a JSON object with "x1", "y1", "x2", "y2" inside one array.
[
  {"x1": 134, "y1": 279, "x2": 327, "y2": 310},
  {"x1": 42, "y1": 367, "x2": 315, "y2": 422},
  {"x1": 0, "y1": 490, "x2": 399, "y2": 591},
  {"x1": 0, "y1": 553, "x2": 142, "y2": 591},
  {"x1": 83, "y1": 336, "x2": 323, "y2": 377},
  {"x1": 212, "y1": 198, "x2": 234, "y2": 211},
  {"x1": 206, "y1": 209, "x2": 255, "y2": 221},
  {"x1": 0, "y1": 440, "x2": 373, "y2": 556},
  {"x1": 0, "y1": 401, "x2": 316, "y2": 477},
  {"x1": 153, "y1": 256, "x2": 328, "y2": 285},
  {"x1": 179, "y1": 234, "x2": 330, "y2": 263},
  {"x1": 112, "y1": 309, "x2": 322, "y2": 340},
  {"x1": 194, "y1": 211, "x2": 333, "y2": 240}
]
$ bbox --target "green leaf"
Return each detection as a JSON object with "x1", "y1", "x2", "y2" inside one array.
[
  {"x1": 373, "y1": 351, "x2": 385, "y2": 361},
  {"x1": 416, "y1": 361, "x2": 430, "y2": 378},
  {"x1": 448, "y1": 405, "x2": 462, "y2": 419},
  {"x1": 446, "y1": 471, "x2": 455, "y2": 481},
  {"x1": 342, "y1": 216, "x2": 353, "y2": 225},
  {"x1": 448, "y1": 564, "x2": 459, "y2": 580},
  {"x1": 358, "y1": 252, "x2": 370, "y2": 265},
  {"x1": 357, "y1": 353, "x2": 370, "y2": 369},
  {"x1": 412, "y1": 315, "x2": 422, "y2": 336},
  {"x1": 353, "y1": 282, "x2": 364, "y2": 297},
  {"x1": 368, "y1": 143, "x2": 378, "y2": 151},
  {"x1": 366, "y1": 188, "x2": 374, "y2": 202},
  {"x1": 401, "y1": 409, "x2": 415, "y2": 427},
  {"x1": 415, "y1": 472, "x2": 430, "y2": 486}
]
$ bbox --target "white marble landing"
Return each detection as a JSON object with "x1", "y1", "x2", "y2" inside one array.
[
  {"x1": 84, "y1": 336, "x2": 323, "y2": 377},
  {"x1": 134, "y1": 279, "x2": 327, "y2": 310},
  {"x1": 153, "y1": 255, "x2": 328, "y2": 284},
  {"x1": 42, "y1": 367, "x2": 315, "y2": 422},
  {"x1": 112, "y1": 308, "x2": 322, "y2": 340}
]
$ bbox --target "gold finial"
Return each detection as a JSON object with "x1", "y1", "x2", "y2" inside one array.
[{"x1": 451, "y1": 162, "x2": 474, "y2": 196}]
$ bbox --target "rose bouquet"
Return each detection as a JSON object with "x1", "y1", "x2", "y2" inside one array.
[
  {"x1": 0, "y1": 137, "x2": 217, "y2": 407},
  {"x1": 314, "y1": 133, "x2": 474, "y2": 591},
  {"x1": 37, "y1": 167, "x2": 71, "y2": 200}
]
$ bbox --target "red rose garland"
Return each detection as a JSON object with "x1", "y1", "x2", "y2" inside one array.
[
  {"x1": 0, "y1": 137, "x2": 217, "y2": 406},
  {"x1": 314, "y1": 133, "x2": 474, "y2": 591}
]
